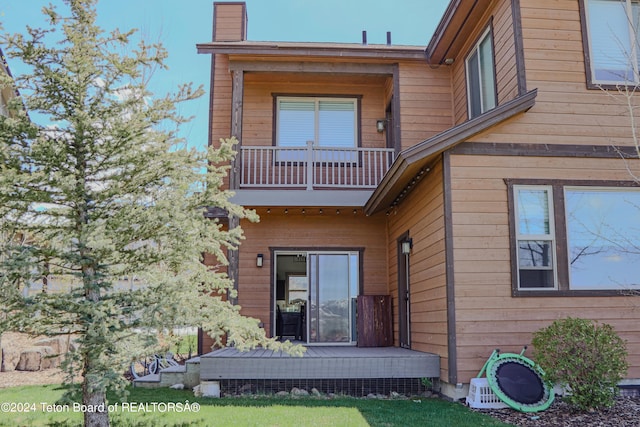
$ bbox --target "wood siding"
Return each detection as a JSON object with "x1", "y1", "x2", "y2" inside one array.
[
  {"x1": 470, "y1": 0, "x2": 640, "y2": 146},
  {"x1": 236, "y1": 209, "x2": 388, "y2": 338},
  {"x1": 241, "y1": 73, "x2": 388, "y2": 150},
  {"x1": 386, "y1": 160, "x2": 449, "y2": 380},
  {"x1": 398, "y1": 63, "x2": 453, "y2": 150},
  {"x1": 213, "y1": 3, "x2": 246, "y2": 42},
  {"x1": 449, "y1": 154, "x2": 640, "y2": 383},
  {"x1": 451, "y1": 0, "x2": 520, "y2": 125}
]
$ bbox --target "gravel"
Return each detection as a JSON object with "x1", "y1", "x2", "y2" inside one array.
[{"x1": 473, "y1": 396, "x2": 640, "y2": 427}]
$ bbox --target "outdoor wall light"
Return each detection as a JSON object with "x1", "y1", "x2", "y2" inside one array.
[
  {"x1": 376, "y1": 119, "x2": 386, "y2": 133},
  {"x1": 401, "y1": 238, "x2": 413, "y2": 255},
  {"x1": 256, "y1": 254, "x2": 264, "y2": 267}
]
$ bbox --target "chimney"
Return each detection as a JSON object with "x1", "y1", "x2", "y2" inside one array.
[
  {"x1": 387, "y1": 32, "x2": 392, "y2": 45},
  {"x1": 213, "y1": 2, "x2": 248, "y2": 41},
  {"x1": 362, "y1": 30, "x2": 367, "y2": 45}
]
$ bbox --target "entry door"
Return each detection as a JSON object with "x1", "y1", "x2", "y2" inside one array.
[
  {"x1": 308, "y1": 252, "x2": 358, "y2": 344},
  {"x1": 397, "y1": 237, "x2": 411, "y2": 348}
]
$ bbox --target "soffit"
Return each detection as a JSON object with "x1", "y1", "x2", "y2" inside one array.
[{"x1": 426, "y1": 0, "x2": 495, "y2": 65}]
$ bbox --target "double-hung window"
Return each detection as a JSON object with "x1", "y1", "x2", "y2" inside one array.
[
  {"x1": 276, "y1": 96, "x2": 358, "y2": 162},
  {"x1": 583, "y1": 0, "x2": 640, "y2": 85},
  {"x1": 465, "y1": 27, "x2": 497, "y2": 119},
  {"x1": 514, "y1": 186, "x2": 557, "y2": 290}
]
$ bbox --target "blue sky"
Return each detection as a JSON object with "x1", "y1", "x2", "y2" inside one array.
[{"x1": 0, "y1": 0, "x2": 449, "y2": 151}]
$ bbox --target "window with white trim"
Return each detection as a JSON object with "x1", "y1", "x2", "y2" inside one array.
[
  {"x1": 584, "y1": 0, "x2": 640, "y2": 84},
  {"x1": 465, "y1": 27, "x2": 497, "y2": 119},
  {"x1": 514, "y1": 186, "x2": 557, "y2": 290},
  {"x1": 276, "y1": 97, "x2": 357, "y2": 149}
]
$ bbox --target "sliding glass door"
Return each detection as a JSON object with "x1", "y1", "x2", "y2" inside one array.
[
  {"x1": 274, "y1": 251, "x2": 359, "y2": 344},
  {"x1": 308, "y1": 252, "x2": 359, "y2": 344}
]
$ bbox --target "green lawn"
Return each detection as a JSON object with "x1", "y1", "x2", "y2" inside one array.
[{"x1": 0, "y1": 385, "x2": 511, "y2": 427}]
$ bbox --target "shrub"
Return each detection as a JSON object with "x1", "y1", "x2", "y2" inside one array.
[{"x1": 532, "y1": 317, "x2": 628, "y2": 411}]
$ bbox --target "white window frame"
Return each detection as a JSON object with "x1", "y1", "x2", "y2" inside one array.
[
  {"x1": 513, "y1": 185, "x2": 558, "y2": 290},
  {"x1": 584, "y1": 0, "x2": 640, "y2": 85},
  {"x1": 275, "y1": 96, "x2": 358, "y2": 149},
  {"x1": 465, "y1": 27, "x2": 497, "y2": 119}
]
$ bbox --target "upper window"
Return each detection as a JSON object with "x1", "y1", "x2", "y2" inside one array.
[
  {"x1": 276, "y1": 97, "x2": 357, "y2": 149},
  {"x1": 466, "y1": 27, "x2": 497, "y2": 119},
  {"x1": 584, "y1": 0, "x2": 640, "y2": 85}
]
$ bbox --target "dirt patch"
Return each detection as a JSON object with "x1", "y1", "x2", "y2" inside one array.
[
  {"x1": 473, "y1": 395, "x2": 640, "y2": 427},
  {"x1": 0, "y1": 368, "x2": 75, "y2": 389}
]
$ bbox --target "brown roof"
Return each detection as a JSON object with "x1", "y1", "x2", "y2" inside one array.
[{"x1": 425, "y1": 0, "x2": 494, "y2": 65}]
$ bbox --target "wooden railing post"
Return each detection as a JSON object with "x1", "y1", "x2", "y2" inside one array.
[{"x1": 306, "y1": 140, "x2": 314, "y2": 190}]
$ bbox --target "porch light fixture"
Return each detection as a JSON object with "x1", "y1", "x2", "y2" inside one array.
[
  {"x1": 401, "y1": 238, "x2": 413, "y2": 255},
  {"x1": 376, "y1": 119, "x2": 386, "y2": 133},
  {"x1": 256, "y1": 254, "x2": 264, "y2": 267}
]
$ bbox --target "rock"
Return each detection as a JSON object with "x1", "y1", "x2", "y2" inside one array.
[
  {"x1": 1, "y1": 347, "x2": 21, "y2": 372},
  {"x1": 291, "y1": 387, "x2": 309, "y2": 397},
  {"x1": 390, "y1": 391, "x2": 407, "y2": 399},
  {"x1": 17, "y1": 347, "x2": 54, "y2": 371},
  {"x1": 40, "y1": 349, "x2": 61, "y2": 369},
  {"x1": 367, "y1": 393, "x2": 385, "y2": 399},
  {"x1": 238, "y1": 383, "x2": 254, "y2": 394},
  {"x1": 311, "y1": 388, "x2": 322, "y2": 397},
  {"x1": 170, "y1": 383, "x2": 184, "y2": 390},
  {"x1": 276, "y1": 391, "x2": 289, "y2": 397},
  {"x1": 34, "y1": 337, "x2": 67, "y2": 354},
  {"x1": 193, "y1": 385, "x2": 202, "y2": 397}
]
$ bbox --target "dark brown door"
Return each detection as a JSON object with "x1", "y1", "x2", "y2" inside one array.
[{"x1": 397, "y1": 233, "x2": 411, "y2": 348}]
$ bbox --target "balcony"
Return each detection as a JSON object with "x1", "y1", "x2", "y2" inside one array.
[{"x1": 239, "y1": 142, "x2": 395, "y2": 190}]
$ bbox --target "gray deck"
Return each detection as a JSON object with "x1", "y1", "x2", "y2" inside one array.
[{"x1": 200, "y1": 346, "x2": 440, "y2": 381}]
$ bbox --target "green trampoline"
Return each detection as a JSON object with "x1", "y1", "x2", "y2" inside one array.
[{"x1": 477, "y1": 347, "x2": 554, "y2": 413}]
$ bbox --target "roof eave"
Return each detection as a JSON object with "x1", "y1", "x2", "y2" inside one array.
[
  {"x1": 196, "y1": 42, "x2": 429, "y2": 61},
  {"x1": 364, "y1": 89, "x2": 538, "y2": 215},
  {"x1": 425, "y1": 0, "x2": 493, "y2": 65}
]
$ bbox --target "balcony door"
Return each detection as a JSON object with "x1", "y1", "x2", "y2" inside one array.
[{"x1": 274, "y1": 251, "x2": 359, "y2": 345}]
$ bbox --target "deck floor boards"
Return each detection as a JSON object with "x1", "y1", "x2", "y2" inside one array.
[{"x1": 200, "y1": 346, "x2": 440, "y2": 380}]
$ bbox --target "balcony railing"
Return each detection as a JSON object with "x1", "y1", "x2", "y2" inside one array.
[{"x1": 239, "y1": 142, "x2": 396, "y2": 190}]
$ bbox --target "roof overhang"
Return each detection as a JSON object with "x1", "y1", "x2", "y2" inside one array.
[
  {"x1": 426, "y1": 0, "x2": 494, "y2": 65},
  {"x1": 364, "y1": 89, "x2": 538, "y2": 215},
  {"x1": 197, "y1": 41, "x2": 428, "y2": 61}
]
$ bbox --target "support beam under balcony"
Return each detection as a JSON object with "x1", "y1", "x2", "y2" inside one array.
[{"x1": 230, "y1": 70, "x2": 244, "y2": 190}]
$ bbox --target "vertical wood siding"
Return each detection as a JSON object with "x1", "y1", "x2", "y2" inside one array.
[
  {"x1": 236, "y1": 210, "x2": 388, "y2": 338},
  {"x1": 387, "y1": 160, "x2": 449, "y2": 380},
  {"x1": 449, "y1": 154, "x2": 640, "y2": 382}
]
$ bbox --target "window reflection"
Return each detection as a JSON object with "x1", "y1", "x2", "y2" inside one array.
[{"x1": 566, "y1": 188, "x2": 640, "y2": 289}]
